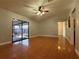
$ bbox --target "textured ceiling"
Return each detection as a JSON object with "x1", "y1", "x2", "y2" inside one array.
[{"x1": 0, "y1": 0, "x2": 75, "y2": 21}]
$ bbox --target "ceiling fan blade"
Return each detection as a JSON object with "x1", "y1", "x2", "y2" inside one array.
[
  {"x1": 24, "y1": 4, "x2": 38, "y2": 11},
  {"x1": 40, "y1": 0, "x2": 48, "y2": 6},
  {"x1": 72, "y1": 8, "x2": 76, "y2": 14},
  {"x1": 44, "y1": 10, "x2": 49, "y2": 12},
  {"x1": 43, "y1": 0, "x2": 56, "y2": 7},
  {"x1": 41, "y1": 7, "x2": 49, "y2": 12},
  {"x1": 33, "y1": 8, "x2": 38, "y2": 11},
  {"x1": 25, "y1": 5, "x2": 34, "y2": 8}
]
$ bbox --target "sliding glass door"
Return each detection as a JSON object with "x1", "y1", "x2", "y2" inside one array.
[
  {"x1": 22, "y1": 22, "x2": 29, "y2": 39},
  {"x1": 12, "y1": 20, "x2": 29, "y2": 42}
]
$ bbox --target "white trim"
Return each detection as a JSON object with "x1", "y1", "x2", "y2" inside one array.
[
  {"x1": 38, "y1": 35, "x2": 58, "y2": 38},
  {"x1": 75, "y1": 48, "x2": 79, "y2": 56},
  {"x1": 0, "y1": 41, "x2": 11, "y2": 46},
  {"x1": 29, "y1": 35, "x2": 58, "y2": 38},
  {"x1": 65, "y1": 36, "x2": 73, "y2": 45},
  {"x1": 29, "y1": 35, "x2": 39, "y2": 38}
]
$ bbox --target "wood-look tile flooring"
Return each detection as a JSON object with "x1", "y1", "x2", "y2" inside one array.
[{"x1": 0, "y1": 36, "x2": 79, "y2": 59}]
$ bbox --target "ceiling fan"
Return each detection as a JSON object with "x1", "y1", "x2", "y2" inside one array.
[
  {"x1": 28, "y1": 5, "x2": 48, "y2": 16},
  {"x1": 24, "y1": 0, "x2": 49, "y2": 15},
  {"x1": 36, "y1": 6, "x2": 49, "y2": 15}
]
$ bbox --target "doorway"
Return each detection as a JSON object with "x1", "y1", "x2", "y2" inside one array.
[
  {"x1": 12, "y1": 19, "x2": 29, "y2": 43},
  {"x1": 58, "y1": 22, "x2": 65, "y2": 37}
]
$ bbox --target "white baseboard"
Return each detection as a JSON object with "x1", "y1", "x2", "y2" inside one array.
[
  {"x1": 29, "y1": 35, "x2": 39, "y2": 38},
  {"x1": 65, "y1": 36, "x2": 73, "y2": 45},
  {"x1": 39, "y1": 35, "x2": 58, "y2": 38},
  {"x1": 29, "y1": 35, "x2": 58, "y2": 38},
  {"x1": 75, "y1": 49, "x2": 79, "y2": 56},
  {"x1": 0, "y1": 41, "x2": 11, "y2": 46}
]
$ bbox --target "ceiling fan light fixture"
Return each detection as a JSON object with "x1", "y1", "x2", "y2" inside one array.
[
  {"x1": 36, "y1": 11, "x2": 41, "y2": 15},
  {"x1": 42, "y1": 12, "x2": 45, "y2": 14},
  {"x1": 35, "y1": 5, "x2": 48, "y2": 16},
  {"x1": 36, "y1": 11, "x2": 45, "y2": 16}
]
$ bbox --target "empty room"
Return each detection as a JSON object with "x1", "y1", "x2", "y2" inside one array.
[{"x1": 0, "y1": 0, "x2": 79, "y2": 59}]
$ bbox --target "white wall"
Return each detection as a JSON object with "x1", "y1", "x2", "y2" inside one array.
[
  {"x1": 65, "y1": 13, "x2": 74, "y2": 45},
  {"x1": 0, "y1": 8, "x2": 39, "y2": 43},
  {"x1": 64, "y1": 0, "x2": 79, "y2": 55},
  {"x1": 38, "y1": 18, "x2": 58, "y2": 37},
  {"x1": 75, "y1": 0, "x2": 79, "y2": 53}
]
